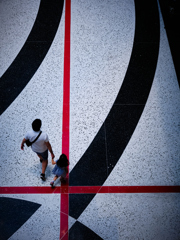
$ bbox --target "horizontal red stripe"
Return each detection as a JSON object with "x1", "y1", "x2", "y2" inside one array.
[
  {"x1": 1, "y1": 186, "x2": 180, "y2": 194},
  {"x1": 0, "y1": 186, "x2": 60, "y2": 194},
  {"x1": 68, "y1": 186, "x2": 180, "y2": 193}
]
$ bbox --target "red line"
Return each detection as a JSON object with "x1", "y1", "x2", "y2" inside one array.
[
  {"x1": 0, "y1": 186, "x2": 60, "y2": 194},
  {"x1": 62, "y1": 0, "x2": 71, "y2": 159},
  {"x1": 1, "y1": 186, "x2": 180, "y2": 194},
  {"x1": 68, "y1": 186, "x2": 180, "y2": 193},
  {"x1": 1, "y1": 0, "x2": 179, "y2": 239},
  {"x1": 60, "y1": 0, "x2": 71, "y2": 239}
]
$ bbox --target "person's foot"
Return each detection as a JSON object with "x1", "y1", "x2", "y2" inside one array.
[
  {"x1": 40, "y1": 173, "x2": 46, "y2": 181},
  {"x1": 50, "y1": 181, "x2": 54, "y2": 187}
]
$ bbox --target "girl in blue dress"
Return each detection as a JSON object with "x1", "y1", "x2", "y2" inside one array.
[{"x1": 50, "y1": 154, "x2": 69, "y2": 187}]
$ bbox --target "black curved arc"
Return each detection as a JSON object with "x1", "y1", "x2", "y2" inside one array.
[
  {"x1": 0, "y1": 0, "x2": 64, "y2": 115},
  {"x1": 0, "y1": 197, "x2": 41, "y2": 239},
  {"x1": 69, "y1": 0, "x2": 160, "y2": 219},
  {"x1": 69, "y1": 221, "x2": 103, "y2": 240}
]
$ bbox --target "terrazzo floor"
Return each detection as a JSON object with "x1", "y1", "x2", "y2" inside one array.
[{"x1": 0, "y1": 0, "x2": 180, "y2": 239}]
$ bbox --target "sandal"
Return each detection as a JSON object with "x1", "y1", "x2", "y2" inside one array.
[
  {"x1": 40, "y1": 173, "x2": 46, "y2": 181},
  {"x1": 50, "y1": 181, "x2": 54, "y2": 187}
]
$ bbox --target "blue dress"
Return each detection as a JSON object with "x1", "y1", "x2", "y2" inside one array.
[{"x1": 52, "y1": 160, "x2": 66, "y2": 177}]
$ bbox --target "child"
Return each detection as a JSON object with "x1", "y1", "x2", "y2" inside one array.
[{"x1": 50, "y1": 154, "x2": 69, "y2": 187}]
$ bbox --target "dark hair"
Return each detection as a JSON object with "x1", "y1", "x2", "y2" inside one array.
[
  {"x1": 56, "y1": 154, "x2": 69, "y2": 168},
  {"x1": 32, "y1": 119, "x2": 42, "y2": 132}
]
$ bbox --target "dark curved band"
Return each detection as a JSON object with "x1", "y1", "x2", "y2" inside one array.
[
  {"x1": 69, "y1": 0, "x2": 160, "y2": 220},
  {"x1": 0, "y1": 0, "x2": 64, "y2": 115}
]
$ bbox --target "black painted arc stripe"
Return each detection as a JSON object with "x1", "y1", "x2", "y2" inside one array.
[
  {"x1": 69, "y1": 0, "x2": 160, "y2": 219},
  {"x1": 69, "y1": 194, "x2": 96, "y2": 219},
  {"x1": 69, "y1": 221, "x2": 103, "y2": 240},
  {"x1": 158, "y1": 0, "x2": 180, "y2": 87},
  {"x1": 0, "y1": 0, "x2": 64, "y2": 115},
  {"x1": 0, "y1": 197, "x2": 41, "y2": 239}
]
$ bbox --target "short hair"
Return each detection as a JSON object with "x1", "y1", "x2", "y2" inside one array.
[{"x1": 32, "y1": 119, "x2": 42, "y2": 132}]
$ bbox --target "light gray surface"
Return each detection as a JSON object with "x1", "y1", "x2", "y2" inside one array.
[
  {"x1": 105, "y1": 3, "x2": 180, "y2": 186},
  {"x1": 78, "y1": 193, "x2": 180, "y2": 240},
  {"x1": 0, "y1": 1, "x2": 65, "y2": 186},
  {"x1": 70, "y1": 0, "x2": 135, "y2": 171},
  {"x1": 0, "y1": 0, "x2": 40, "y2": 77},
  {"x1": 0, "y1": 0, "x2": 179, "y2": 239},
  {"x1": 3, "y1": 194, "x2": 60, "y2": 240}
]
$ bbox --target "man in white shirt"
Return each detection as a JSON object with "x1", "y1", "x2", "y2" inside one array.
[{"x1": 21, "y1": 119, "x2": 55, "y2": 181}]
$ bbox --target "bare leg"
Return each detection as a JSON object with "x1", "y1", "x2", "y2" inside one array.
[
  {"x1": 37, "y1": 154, "x2": 43, "y2": 163},
  {"x1": 42, "y1": 159, "x2": 48, "y2": 174},
  {"x1": 37, "y1": 154, "x2": 48, "y2": 174},
  {"x1": 53, "y1": 175, "x2": 58, "y2": 182},
  {"x1": 50, "y1": 175, "x2": 58, "y2": 187}
]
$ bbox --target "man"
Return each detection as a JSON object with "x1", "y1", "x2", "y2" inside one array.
[{"x1": 21, "y1": 119, "x2": 55, "y2": 181}]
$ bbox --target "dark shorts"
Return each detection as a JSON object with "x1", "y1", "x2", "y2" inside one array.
[{"x1": 36, "y1": 149, "x2": 48, "y2": 161}]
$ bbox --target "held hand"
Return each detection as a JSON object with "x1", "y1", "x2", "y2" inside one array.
[{"x1": 51, "y1": 158, "x2": 56, "y2": 165}]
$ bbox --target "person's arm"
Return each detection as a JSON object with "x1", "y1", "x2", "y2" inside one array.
[
  {"x1": 21, "y1": 138, "x2": 27, "y2": 150},
  {"x1": 45, "y1": 141, "x2": 55, "y2": 159},
  {"x1": 51, "y1": 158, "x2": 56, "y2": 165}
]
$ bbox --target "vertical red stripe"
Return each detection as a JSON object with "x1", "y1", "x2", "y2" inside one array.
[
  {"x1": 60, "y1": 194, "x2": 69, "y2": 240},
  {"x1": 60, "y1": 0, "x2": 71, "y2": 239},
  {"x1": 62, "y1": 0, "x2": 71, "y2": 159}
]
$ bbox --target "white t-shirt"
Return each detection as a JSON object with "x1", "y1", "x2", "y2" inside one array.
[{"x1": 25, "y1": 130, "x2": 49, "y2": 153}]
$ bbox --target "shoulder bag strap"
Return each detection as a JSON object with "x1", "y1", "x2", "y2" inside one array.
[{"x1": 31, "y1": 131, "x2": 42, "y2": 144}]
